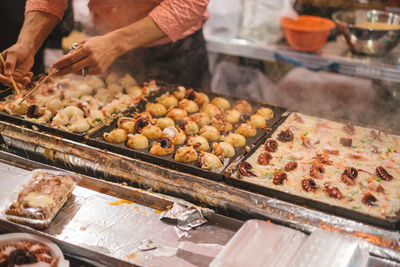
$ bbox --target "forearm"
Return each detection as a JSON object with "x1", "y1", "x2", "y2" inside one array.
[
  {"x1": 17, "y1": 11, "x2": 60, "y2": 54},
  {"x1": 108, "y1": 16, "x2": 166, "y2": 57}
]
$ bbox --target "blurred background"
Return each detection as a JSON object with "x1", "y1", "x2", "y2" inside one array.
[{"x1": 1, "y1": 0, "x2": 400, "y2": 131}]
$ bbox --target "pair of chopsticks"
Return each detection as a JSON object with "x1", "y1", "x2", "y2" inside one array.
[
  {"x1": 17, "y1": 68, "x2": 58, "y2": 104},
  {"x1": 0, "y1": 53, "x2": 21, "y2": 95}
]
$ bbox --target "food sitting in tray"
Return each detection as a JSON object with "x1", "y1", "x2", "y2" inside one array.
[
  {"x1": 0, "y1": 72, "x2": 159, "y2": 133},
  {"x1": 0, "y1": 240, "x2": 55, "y2": 266},
  {"x1": 5, "y1": 171, "x2": 77, "y2": 229},
  {"x1": 233, "y1": 112, "x2": 400, "y2": 219},
  {"x1": 101, "y1": 87, "x2": 276, "y2": 170}
]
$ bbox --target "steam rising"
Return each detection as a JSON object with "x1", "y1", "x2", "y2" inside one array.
[{"x1": 212, "y1": 63, "x2": 400, "y2": 132}]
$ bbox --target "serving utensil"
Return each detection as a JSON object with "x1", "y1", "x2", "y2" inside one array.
[
  {"x1": 18, "y1": 68, "x2": 58, "y2": 104},
  {"x1": 0, "y1": 53, "x2": 21, "y2": 95}
]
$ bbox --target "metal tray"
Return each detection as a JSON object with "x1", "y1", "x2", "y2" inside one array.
[
  {"x1": 0, "y1": 111, "x2": 88, "y2": 141},
  {"x1": 224, "y1": 112, "x2": 400, "y2": 230},
  {"x1": 86, "y1": 85, "x2": 287, "y2": 182},
  {"x1": 0, "y1": 79, "x2": 162, "y2": 142},
  {"x1": 0, "y1": 150, "x2": 241, "y2": 267}
]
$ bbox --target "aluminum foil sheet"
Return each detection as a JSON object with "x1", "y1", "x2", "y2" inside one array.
[
  {"x1": 0, "y1": 160, "x2": 235, "y2": 266},
  {"x1": 160, "y1": 203, "x2": 211, "y2": 231},
  {"x1": 1, "y1": 121, "x2": 400, "y2": 262}
]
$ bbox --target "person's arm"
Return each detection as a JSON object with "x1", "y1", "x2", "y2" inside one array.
[
  {"x1": 51, "y1": 16, "x2": 166, "y2": 76},
  {"x1": 0, "y1": 0, "x2": 64, "y2": 88},
  {"x1": 51, "y1": 0, "x2": 210, "y2": 76},
  {"x1": 149, "y1": 0, "x2": 209, "y2": 42}
]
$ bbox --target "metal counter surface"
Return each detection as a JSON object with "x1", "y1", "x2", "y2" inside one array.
[
  {"x1": 1, "y1": 121, "x2": 400, "y2": 264},
  {"x1": 0, "y1": 156, "x2": 238, "y2": 267}
]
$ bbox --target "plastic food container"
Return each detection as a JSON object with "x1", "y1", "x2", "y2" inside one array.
[
  {"x1": 210, "y1": 220, "x2": 306, "y2": 267},
  {"x1": 0, "y1": 233, "x2": 69, "y2": 266},
  {"x1": 281, "y1": 15, "x2": 335, "y2": 52}
]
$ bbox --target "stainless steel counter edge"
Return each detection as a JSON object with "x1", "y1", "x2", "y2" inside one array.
[
  {"x1": 1, "y1": 121, "x2": 399, "y2": 262},
  {"x1": 205, "y1": 36, "x2": 400, "y2": 83}
]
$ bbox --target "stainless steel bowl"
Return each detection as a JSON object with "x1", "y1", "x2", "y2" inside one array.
[{"x1": 332, "y1": 10, "x2": 400, "y2": 56}]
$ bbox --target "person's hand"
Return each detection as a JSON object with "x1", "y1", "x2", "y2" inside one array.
[
  {"x1": 51, "y1": 34, "x2": 121, "y2": 76},
  {"x1": 0, "y1": 44, "x2": 34, "y2": 89}
]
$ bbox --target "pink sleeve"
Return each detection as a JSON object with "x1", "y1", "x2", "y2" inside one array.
[
  {"x1": 25, "y1": 0, "x2": 68, "y2": 20},
  {"x1": 149, "y1": 0, "x2": 209, "y2": 42}
]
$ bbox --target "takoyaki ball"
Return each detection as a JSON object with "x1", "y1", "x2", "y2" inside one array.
[
  {"x1": 163, "y1": 126, "x2": 187, "y2": 145},
  {"x1": 126, "y1": 134, "x2": 149, "y2": 150},
  {"x1": 103, "y1": 128, "x2": 127, "y2": 143},
  {"x1": 119, "y1": 73, "x2": 137, "y2": 89},
  {"x1": 195, "y1": 92, "x2": 210, "y2": 105},
  {"x1": 174, "y1": 146, "x2": 198, "y2": 163},
  {"x1": 179, "y1": 99, "x2": 199, "y2": 113},
  {"x1": 200, "y1": 103, "x2": 219, "y2": 117},
  {"x1": 173, "y1": 86, "x2": 186, "y2": 100},
  {"x1": 4, "y1": 100, "x2": 28, "y2": 115},
  {"x1": 235, "y1": 123, "x2": 257, "y2": 137},
  {"x1": 212, "y1": 142, "x2": 235, "y2": 158},
  {"x1": 105, "y1": 72, "x2": 119, "y2": 85},
  {"x1": 187, "y1": 135, "x2": 210, "y2": 152},
  {"x1": 126, "y1": 86, "x2": 142, "y2": 99},
  {"x1": 68, "y1": 116, "x2": 91, "y2": 133},
  {"x1": 249, "y1": 114, "x2": 267, "y2": 128},
  {"x1": 155, "y1": 117, "x2": 175, "y2": 130},
  {"x1": 225, "y1": 133, "x2": 246, "y2": 147},
  {"x1": 211, "y1": 97, "x2": 231, "y2": 110},
  {"x1": 200, "y1": 125, "x2": 220, "y2": 142},
  {"x1": 189, "y1": 112, "x2": 211, "y2": 127},
  {"x1": 181, "y1": 119, "x2": 199, "y2": 136},
  {"x1": 163, "y1": 125, "x2": 178, "y2": 138},
  {"x1": 212, "y1": 118, "x2": 233, "y2": 133},
  {"x1": 166, "y1": 108, "x2": 188, "y2": 121},
  {"x1": 133, "y1": 111, "x2": 152, "y2": 121},
  {"x1": 108, "y1": 83, "x2": 124, "y2": 95},
  {"x1": 118, "y1": 117, "x2": 136, "y2": 133},
  {"x1": 256, "y1": 107, "x2": 274, "y2": 120},
  {"x1": 198, "y1": 152, "x2": 222, "y2": 170},
  {"x1": 63, "y1": 105, "x2": 84, "y2": 119},
  {"x1": 140, "y1": 125, "x2": 163, "y2": 139},
  {"x1": 150, "y1": 137, "x2": 175, "y2": 156},
  {"x1": 156, "y1": 93, "x2": 178, "y2": 109},
  {"x1": 172, "y1": 129, "x2": 186, "y2": 145},
  {"x1": 145, "y1": 102, "x2": 167, "y2": 117},
  {"x1": 234, "y1": 100, "x2": 252, "y2": 114},
  {"x1": 87, "y1": 75, "x2": 106, "y2": 90},
  {"x1": 225, "y1": 109, "x2": 241, "y2": 123},
  {"x1": 134, "y1": 116, "x2": 151, "y2": 133},
  {"x1": 46, "y1": 99, "x2": 64, "y2": 113}
]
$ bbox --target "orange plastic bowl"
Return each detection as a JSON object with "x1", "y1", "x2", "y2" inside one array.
[{"x1": 281, "y1": 15, "x2": 335, "y2": 52}]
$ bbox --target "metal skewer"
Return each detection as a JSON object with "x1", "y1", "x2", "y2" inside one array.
[
  {"x1": 0, "y1": 53, "x2": 21, "y2": 95},
  {"x1": 18, "y1": 68, "x2": 58, "y2": 104}
]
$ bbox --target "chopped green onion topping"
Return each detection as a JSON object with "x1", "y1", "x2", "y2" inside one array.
[
  {"x1": 376, "y1": 177, "x2": 382, "y2": 182},
  {"x1": 78, "y1": 94, "x2": 82, "y2": 99},
  {"x1": 352, "y1": 206, "x2": 361, "y2": 210},
  {"x1": 95, "y1": 118, "x2": 102, "y2": 122},
  {"x1": 302, "y1": 132, "x2": 309, "y2": 136},
  {"x1": 265, "y1": 173, "x2": 273, "y2": 180}
]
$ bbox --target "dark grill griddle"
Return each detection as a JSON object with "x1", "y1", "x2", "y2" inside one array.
[{"x1": 86, "y1": 85, "x2": 287, "y2": 182}]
